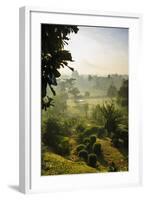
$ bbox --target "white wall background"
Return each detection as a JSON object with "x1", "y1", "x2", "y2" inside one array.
[{"x1": 0, "y1": 0, "x2": 145, "y2": 199}]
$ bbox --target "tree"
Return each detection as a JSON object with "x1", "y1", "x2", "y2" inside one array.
[
  {"x1": 98, "y1": 101, "x2": 122, "y2": 137},
  {"x1": 84, "y1": 91, "x2": 90, "y2": 98},
  {"x1": 64, "y1": 78, "x2": 76, "y2": 92},
  {"x1": 83, "y1": 103, "x2": 89, "y2": 118},
  {"x1": 41, "y1": 24, "x2": 79, "y2": 109},
  {"x1": 118, "y1": 79, "x2": 128, "y2": 107},
  {"x1": 59, "y1": 78, "x2": 80, "y2": 99},
  {"x1": 91, "y1": 105, "x2": 104, "y2": 125},
  {"x1": 69, "y1": 87, "x2": 80, "y2": 98},
  {"x1": 53, "y1": 93, "x2": 68, "y2": 114},
  {"x1": 107, "y1": 84, "x2": 117, "y2": 97},
  {"x1": 72, "y1": 70, "x2": 79, "y2": 79},
  {"x1": 88, "y1": 75, "x2": 93, "y2": 81},
  {"x1": 58, "y1": 78, "x2": 76, "y2": 94}
]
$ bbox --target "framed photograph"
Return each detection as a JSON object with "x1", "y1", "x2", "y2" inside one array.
[{"x1": 19, "y1": 7, "x2": 142, "y2": 193}]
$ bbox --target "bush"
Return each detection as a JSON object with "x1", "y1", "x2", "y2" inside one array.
[
  {"x1": 112, "y1": 138, "x2": 119, "y2": 147},
  {"x1": 42, "y1": 117, "x2": 63, "y2": 148},
  {"x1": 42, "y1": 117, "x2": 73, "y2": 156},
  {"x1": 84, "y1": 127, "x2": 98, "y2": 137},
  {"x1": 112, "y1": 138, "x2": 124, "y2": 148},
  {"x1": 78, "y1": 150, "x2": 88, "y2": 161},
  {"x1": 88, "y1": 153, "x2": 97, "y2": 167},
  {"x1": 108, "y1": 162, "x2": 118, "y2": 172},
  {"x1": 98, "y1": 102, "x2": 122, "y2": 137},
  {"x1": 41, "y1": 142, "x2": 48, "y2": 154},
  {"x1": 76, "y1": 144, "x2": 86, "y2": 152},
  {"x1": 112, "y1": 127, "x2": 128, "y2": 150},
  {"x1": 76, "y1": 124, "x2": 85, "y2": 132},
  {"x1": 76, "y1": 132, "x2": 84, "y2": 143},
  {"x1": 83, "y1": 137, "x2": 90, "y2": 145},
  {"x1": 93, "y1": 143, "x2": 101, "y2": 155},
  {"x1": 90, "y1": 135, "x2": 96, "y2": 145},
  {"x1": 56, "y1": 137, "x2": 70, "y2": 156},
  {"x1": 86, "y1": 143, "x2": 92, "y2": 153},
  {"x1": 98, "y1": 127, "x2": 107, "y2": 138}
]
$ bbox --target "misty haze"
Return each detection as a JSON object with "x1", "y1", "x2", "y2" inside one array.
[{"x1": 41, "y1": 24, "x2": 128, "y2": 175}]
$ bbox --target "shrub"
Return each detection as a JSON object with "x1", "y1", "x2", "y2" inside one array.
[
  {"x1": 76, "y1": 144, "x2": 86, "y2": 152},
  {"x1": 108, "y1": 162, "x2": 118, "y2": 172},
  {"x1": 112, "y1": 138, "x2": 119, "y2": 147},
  {"x1": 76, "y1": 124, "x2": 85, "y2": 132},
  {"x1": 90, "y1": 135, "x2": 96, "y2": 145},
  {"x1": 56, "y1": 137, "x2": 70, "y2": 156},
  {"x1": 88, "y1": 153, "x2": 97, "y2": 167},
  {"x1": 93, "y1": 143, "x2": 101, "y2": 155},
  {"x1": 98, "y1": 102, "x2": 122, "y2": 137},
  {"x1": 83, "y1": 137, "x2": 90, "y2": 145},
  {"x1": 84, "y1": 127, "x2": 98, "y2": 137},
  {"x1": 76, "y1": 132, "x2": 84, "y2": 143},
  {"x1": 98, "y1": 127, "x2": 107, "y2": 138},
  {"x1": 112, "y1": 127, "x2": 128, "y2": 150},
  {"x1": 78, "y1": 150, "x2": 88, "y2": 161},
  {"x1": 42, "y1": 117, "x2": 63, "y2": 149},
  {"x1": 86, "y1": 143, "x2": 92, "y2": 153},
  {"x1": 42, "y1": 117, "x2": 78, "y2": 156},
  {"x1": 41, "y1": 142, "x2": 48, "y2": 154}
]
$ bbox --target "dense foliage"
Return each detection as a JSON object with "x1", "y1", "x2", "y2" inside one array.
[
  {"x1": 41, "y1": 24, "x2": 79, "y2": 109},
  {"x1": 88, "y1": 154, "x2": 97, "y2": 167},
  {"x1": 118, "y1": 79, "x2": 128, "y2": 107},
  {"x1": 98, "y1": 101, "x2": 122, "y2": 137}
]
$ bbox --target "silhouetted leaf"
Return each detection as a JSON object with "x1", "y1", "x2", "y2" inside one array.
[{"x1": 41, "y1": 24, "x2": 79, "y2": 109}]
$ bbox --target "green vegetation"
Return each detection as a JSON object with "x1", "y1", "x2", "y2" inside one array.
[
  {"x1": 41, "y1": 76, "x2": 128, "y2": 175},
  {"x1": 107, "y1": 84, "x2": 118, "y2": 97},
  {"x1": 41, "y1": 24, "x2": 128, "y2": 176},
  {"x1": 88, "y1": 154, "x2": 97, "y2": 167},
  {"x1": 78, "y1": 150, "x2": 88, "y2": 161},
  {"x1": 98, "y1": 101, "x2": 123, "y2": 137},
  {"x1": 42, "y1": 152, "x2": 97, "y2": 175},
  {"x1": 76, "y1": 144, "x2": 86, "y2": 153},
  {"x1": 90, "y1": 135, "x2": 97, "y2": 145},
  {"x1": 41, "y1": 24, "x2": 79, "y2": 110},
  {"x1": 118, "y1": 79, "x2": 128, "y2": 107},
  {"x1": 93, "y1": 143, "x2": 102, "y2": 155}
]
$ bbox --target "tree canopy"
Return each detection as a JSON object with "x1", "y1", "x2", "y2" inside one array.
[
  {"x1": 107, "y1": 84, "x2": 118, "y2": 97},
  {"x1": 118, "y1": 79, "x2": 128, "y2": 107},
  {"x1": 41, "y1": 24, "x2": 79, "y2": 110}
]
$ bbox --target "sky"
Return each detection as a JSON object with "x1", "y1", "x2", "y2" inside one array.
[{"x1": 59, "y1": 26, "x2": 128, "y2": 76}]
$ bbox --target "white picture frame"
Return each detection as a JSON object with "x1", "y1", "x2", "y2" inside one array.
[{"x1": 19, "y1": 6, "x2": 142, "y2": 194}]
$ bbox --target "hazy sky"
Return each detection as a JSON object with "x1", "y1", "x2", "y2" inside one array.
[{"x1": 59, "y1": 26, "x2": 128, "y2": 76}]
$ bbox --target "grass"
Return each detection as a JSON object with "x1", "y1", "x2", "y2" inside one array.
[
  {"x1": 67, "y1": 97, "x2": 111, "y2": 109},
  {"x1": 96, "y1": 138, "x2": 128, "y2": 172},
  {"x1": 41, "y1": 136, "x2": 128, "y2": 175},
  {"x1": 66, "y1": 97, "x2": 112, "y2": 116},
  {"x1": 42, "y1": 152, "x2": 97, "y2": 176}
]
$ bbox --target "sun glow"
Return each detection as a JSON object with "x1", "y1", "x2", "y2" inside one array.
[{"x1": 59, "y1": 26, "x2": 128, "y2": 76}]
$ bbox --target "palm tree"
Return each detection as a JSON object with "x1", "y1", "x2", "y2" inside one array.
[{"x1": 98, "y1": 101, "x2": 122, "y2": 137}]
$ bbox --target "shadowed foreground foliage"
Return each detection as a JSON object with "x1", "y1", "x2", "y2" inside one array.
[{"x1": 41, "y1": 24, "x2": 79, "y2": 110}]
